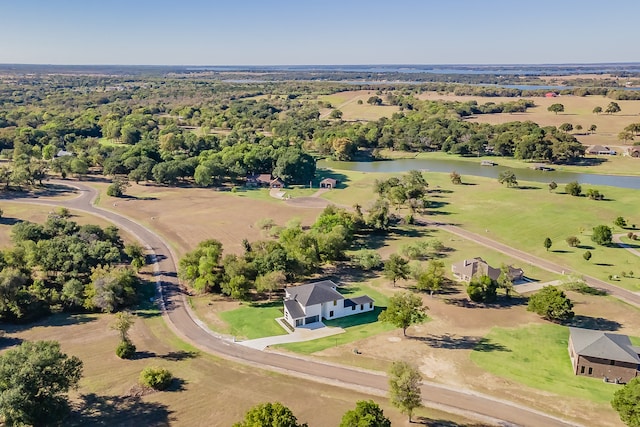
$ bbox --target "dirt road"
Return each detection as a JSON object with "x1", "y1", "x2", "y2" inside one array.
[{"x1": 6, "y1": 180, "x2": 584, "y2": 427}]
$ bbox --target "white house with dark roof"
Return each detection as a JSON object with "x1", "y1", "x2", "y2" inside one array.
[
  {"x1": 568, "y1": 327, "x2": 640, "y2": 383},
  {"x1": 283, "y1": 280, "x2": 374, "y2": 328}
]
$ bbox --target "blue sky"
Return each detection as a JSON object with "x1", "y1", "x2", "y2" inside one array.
[{"x1": 0, "y1": 0, "x2": 637, "y2": 65}]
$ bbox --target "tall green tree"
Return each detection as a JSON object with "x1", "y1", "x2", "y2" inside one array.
[
  {"x1": 378, "y1": 292, "x2": 427, "y2": 336},
  {"x1": 340, "y1": 400, "x2": 391, "y2": 427},
  {"x1": 605, "y1": 102, "x2": 622, "y2": 114},
  {"x1": 547, "y1": 103, "x2": 565, "y2": 115},
  {"x1": 416, "y1": 260, "x2": 445, "y2": 295},
  {"x1": 0, "y1": 341, "x2": 83, "y2": 427},
  {"x1": 592, "y1": 225, "x2": 613, "y2": 246},
  {"x1": 498, "y1": 170, "x2": 518, "y2": 187},
  {"x1": 544, "y1": 237, "x2": 552, "y2": 251},
  {"x1": 612, "y1": 377, "x2": 640, "y2": 427},
  {"x1": 388, "y1": 361, "x2": 422, "y2": 422},
  {"x1": 178, "y1": 239, "x2": 224, "y2": 293},
  {"x1": 383, "y1": 254, "x2": 410, "y2": 287},
  {"x1": 233, "y1": 402, "x2": 307, "y2": 427},
  {"x1": 527, "y1": 286, "x2": 574, "y2": 322}
]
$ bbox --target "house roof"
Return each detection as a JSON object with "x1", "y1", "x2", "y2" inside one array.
[
  {"x1": 320, "y1": 178, "x2": 337, "y2": 184},
  {"x1": 451, "y1": 257, "x2": 501, "y2": 281},
  {"x1": 345, "y1": 295, "x2": 374, "y2": 307},
  {"x1": 587, "y1": 145, "x2": 612, "y2": 153},
  {"x1": 284, "y1": 299, "x2": 305, "y2": 319},
  {"x1": 570, "y1": 327, "x2": 640, "y2": 364},
  {"x1": 285, "y1": 280, "x2": 343, "y2": 307}
]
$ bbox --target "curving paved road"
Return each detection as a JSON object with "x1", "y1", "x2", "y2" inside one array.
[{"x1": 6, "y1": 180, "x2": 585, "y2": 427}]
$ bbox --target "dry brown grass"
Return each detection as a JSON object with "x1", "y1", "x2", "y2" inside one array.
[
  {"x1": 318, "y1": 90, "x2": 400, "y2": 121},
  {"x1": 91, "y1": 182, "x2": 322, "y2": 257},
  {"x1": 1, "y1": 307, "x2": 480, "y2": 426}
]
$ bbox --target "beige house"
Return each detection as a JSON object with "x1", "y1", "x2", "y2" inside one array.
[{"x1": 451, "y1": 257, "x2": 523, "y2": 283}]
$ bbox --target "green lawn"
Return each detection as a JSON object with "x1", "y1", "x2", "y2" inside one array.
[
  {"x1": 320, "y1": 167, "x2": 640, "y2": 291},
  {"x1": 218, "y1": 302, "x2": 286, "y2": 340},
  {"x1": 277, "y1": 308, "x2": 396, "y2": 354},
  {"x1": 277, "y1": 283, "x2": 395, "y2": 354},
  {"x1": 471, "y1": 324, "x2": 617, "y2": 404}
]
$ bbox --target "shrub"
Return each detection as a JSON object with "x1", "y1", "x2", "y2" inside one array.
[
  {"x1": 116, "y1": 340, "x2": 136, "y2": 359},
  {"x1": 566, "y1": 236, "x2": 580, "y2": 247},
  {"x1": 139, "y1": 366, "x2": 173, "y2": 390},
  {"x1": 565, "y1": 181, "x2": 582, "y2": 196}
]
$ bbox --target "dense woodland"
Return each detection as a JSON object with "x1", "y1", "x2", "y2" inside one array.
[
  {"x1": 0, "y1": 71, "x2": 604, "y2": 191},
  {"x1": 0, "y1": 212, "x2": 144, "y2": 322}
]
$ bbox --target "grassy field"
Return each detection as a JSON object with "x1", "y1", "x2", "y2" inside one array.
[
  {"x1": 320, "y1": 168, "x2": 640, "y2": 291},
  {"x1": 418, "y1": 92, "x2": 640, "y2": 147},
  {"x1": 219, "y1": 301, "x2": 286, "y2": 340},
  {"x1": 318, "y1": 90, "x2": 400, "y2": 121},
  {"x1": 470, "y1": 324, "x2": 619, "y2": 404}
]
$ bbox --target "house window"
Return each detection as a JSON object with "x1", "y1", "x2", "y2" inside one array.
[
  {"x1": 352, "y1": 305, "x2": 356, "y2": 310},
  {"x1": 360, "y1": 304, "x2": 364, "y2": 310},
  {"x1": 296, "y1": 319, "x2": 303, "y2": 327},
  {"x1": 369, "y1": 302, "x2": 372, "y2": 308},
  {"x1": 329, "y1": 311, "x2": 334, "y2": 317},
  {"x1": 333, "y1": 300, "x2": 337, "y2": 306},
  {"x1": 580, "y1": 366, "x2": 585, "y2": 374},
  {"x1": 588, "y1": 367, "x2": 593, "y2": 375},
  {"x1": 610, "y1": 360, "x2": 615, "y2": 366}
]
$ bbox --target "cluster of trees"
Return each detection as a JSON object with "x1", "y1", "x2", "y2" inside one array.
[
  {"x1": 233, "y1": 399, "x2": 393, "y2": 427},
  {"x1": 179, "y1": 205, "x2": 362, "y2": 298},
  {"x1": 0, "y1": 214, "x2": 141, "y2": 322}
]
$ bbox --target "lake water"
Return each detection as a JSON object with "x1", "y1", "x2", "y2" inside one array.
[{"x1": 318, "y1": 158, "x2": 640, "y2": 190}]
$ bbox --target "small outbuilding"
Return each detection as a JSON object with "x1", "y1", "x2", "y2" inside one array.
[
  {"x1": 319, "y1": 178, "x2": 338, "y2": 189},
  {"x1": 586, "y1": 145, "x2": 616, "y2": 155}
]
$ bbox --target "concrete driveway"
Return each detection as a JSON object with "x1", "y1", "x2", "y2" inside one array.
[{"x1": 238, "y1": 321, "x2": 345, "y2": 350}]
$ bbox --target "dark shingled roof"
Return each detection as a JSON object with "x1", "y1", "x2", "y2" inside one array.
[
  {"x1": 345, "y1": 296, "x2": 374, "y2": 307},
  {"x1": 570, "y1": 327, "x2": 640, "y2": 364},
  {"x1": 284, "y1": 299, "x2": 305, "y2": 319},
  {"x1": 285, "y1": 280, "x2": 343, "y2": 307}
]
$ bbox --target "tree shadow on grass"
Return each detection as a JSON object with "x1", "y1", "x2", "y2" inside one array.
[
  {"x1": 69, "y1": 393, "x2": 174, "y2": 426},
  {"x1": 552, "y1": 249, "x2": 572, "y2": 253},
  {"x1": 3, "y1": 313, "x2": 97, "y2": 333},
  {"x1": 160, "y1": 350, "x2": 199, "y2": 361},
  {"x1": 568, "y1": 315, "x2": 622, "y2": 331},
  {"x1": 595, "y1": 263, "x2": 613, "y2": 267},
  {"x1": 412, "y1": 334, "x2": 510, "y2": 352},
  {"x1": 515, "y1": 185, "x2": 541, "y2": 190},
  {"x1": 0, "y1": 216, "x2": 21, "y2": 226},
  {"x1": 324, "y1": 307, "x2": 385, "y2": 328},
  {"x1": 0, "y1": 335, "x2": 23, "y2": 350}
]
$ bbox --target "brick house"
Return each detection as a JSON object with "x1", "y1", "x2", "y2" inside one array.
[{"x1": 568, "y1": 327, "x2": 640, "y2": 383}]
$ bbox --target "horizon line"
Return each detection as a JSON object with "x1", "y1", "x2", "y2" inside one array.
[{"x1": 1, "y1": 62, "x2": 640, "y2": 68}]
